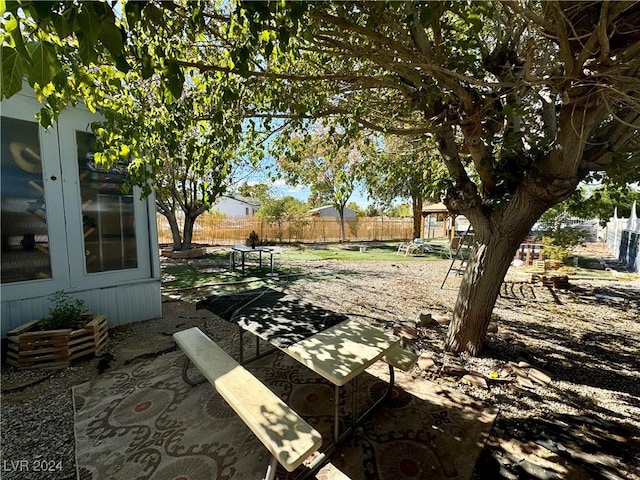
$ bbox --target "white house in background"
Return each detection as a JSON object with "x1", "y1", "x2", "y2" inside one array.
[
  {"x1": 213, "y1": 194, "x2": 262, "y2": 216},
  {"x1": 308, "y1": 205, "x2": 357, "y2": 219},
  {"x1": 1, "y1": 86, "x2": 162, "y2": 334}
]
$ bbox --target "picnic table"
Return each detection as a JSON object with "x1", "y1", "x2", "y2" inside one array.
[
  {"x1": 282, "y1": 318, "x2": 400, "y2": 444},
  {"x1": 230, "y1": 244, "x2": 275, "y2": 275},
  {"x1": 220, "y1": 295, "x2": 402, "y2": 444},
  {"x1": 194, "y1": 288, "x2": 414, "y2": 474}
]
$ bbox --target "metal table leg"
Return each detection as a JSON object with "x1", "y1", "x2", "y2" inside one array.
[
  {"x1": 266, "y1": 252, "x2": 278, "y2": 277},
  {"x1": 334, "y1": 385, "x2": 340, "y2": 444},
  {"x1": 180, "y1": 357, "x2": 206, "y2": 386},
  {"x1": 299, "y1": 364, "x2": 396, "y2": 479},
  {"x1": 263, "y1": 456, "x2": 278, "y2": 480}
]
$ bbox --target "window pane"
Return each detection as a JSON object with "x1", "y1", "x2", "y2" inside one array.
[
  {"x1": 77, "y1": 132, "x2": 138, "y2": 273},
  {"x1": 1, "y1": 117, "x2": 52, "y2": 283}
]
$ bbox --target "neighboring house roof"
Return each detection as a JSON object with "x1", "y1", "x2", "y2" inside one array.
[
  {"x1": 307, "y1": 205, "x2": 355, "y2": 216},
  {"x1": 219, "y1": 194, "x2": 262, "y2": 207}
]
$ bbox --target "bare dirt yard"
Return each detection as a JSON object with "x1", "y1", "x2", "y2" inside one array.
[{"x1": 1, "y1": 242, "x2": 639, "y2": 480}]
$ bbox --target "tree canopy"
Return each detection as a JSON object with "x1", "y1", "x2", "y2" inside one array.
[
  {"x1": 3, "y1": 1, "x2": 639, "y2": 355},
  {"x1": 278, "y1": 125, "x2": 368, "y2": 240},
  {"x1": 362, "y1": 134, "x2": 447, "y2": 237}
]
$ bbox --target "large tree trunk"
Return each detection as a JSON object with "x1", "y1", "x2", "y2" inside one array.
[
  {"x1": 412, "y1": 195, "x2": 423, "y2": 239},
  {"x1": 444, "y1": 181, "x2": 556, "y2": 355},
  {"x1": 182, "y1": 214, "x2": 197, "y2": 251},
  {"x1": 437, "y1": 95, "x2": 599, "y2": 356},
  {"x1": 444, "y1": 231, "x2": 523, "y2": 355},
  {"x1": 162, "y1": 211, "x2": 183, "y2": 251},
  {"x1": 156, "y1": 197, "x2": 184, "y2": 251}
]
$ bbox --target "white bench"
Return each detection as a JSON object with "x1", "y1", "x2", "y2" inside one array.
[{"x1": 173, "y1": 327, "x2": 322, "y2": 480}]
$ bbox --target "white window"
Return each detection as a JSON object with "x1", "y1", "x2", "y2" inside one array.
[{"x1": 1, "y1": 116, "x2": 52, "y2": 283}]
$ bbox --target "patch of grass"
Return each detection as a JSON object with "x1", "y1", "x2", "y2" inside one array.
[
  {"x1": 283, "y1": 243, "x2": 445, "y2": 262},
  {"x1": 162, "y1": 263, "x2": 311, "y2": 289},
  {"x1": 161, "y1": 249, "x2": 309, "y2": 290},
  {"x1": 162, "y1": 264, "x2": 225, "y2": 289},
  {"x1": 200, "y1": 251, "x2": 232, "y2": 262},
  {"x1": 161, "y1": 242, "x2": 636, "y2": 294},
  {"x1": 560, "y1": 268, "x2": 615, "y2": 279},
  {"x1": 160, "y1": 242, "x2": 450, "y2": 291}
]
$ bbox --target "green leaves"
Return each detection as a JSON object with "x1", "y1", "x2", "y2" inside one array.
[
  {"x1": 142, "y1": 3, "x2": 165, "y2": 27},
  {"x1": 77, "y1": 33, "x2": 98, "y2": 64},
  {"x1": 3, "y1": 13, "x2": 17, "y2": 33},
  {"x1": 52, "y1": 9, "x2": 76, "y2": 38},
  {"x1": 77, "y1": 5, "x2": 101, "y2": 43},
  {"x1": 141, "y1": 53, "x2": 155, "y2": 79},
  {"x1": 1, "y1": 46, "x2": 25, "y2": 97},
  {"x1": 161, "y1": 62, "x2": 184, "y2": 102},
  {"x1": 26, "y1": 40, "x2": 62, "y2": 87},
  {"x1": 98, "y1": 21, "x2": 124, "y2": 58}
]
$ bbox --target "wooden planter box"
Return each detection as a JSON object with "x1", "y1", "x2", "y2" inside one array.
[
  {"x1": 6, "y1": 315, "x2": 108, "y2": 369},
  {"x1": 531, "y1": 274, "x2": 570, "y2": 289},
  {"x1": 532, "y1": 260, "x2": 564, "y2": 271}
]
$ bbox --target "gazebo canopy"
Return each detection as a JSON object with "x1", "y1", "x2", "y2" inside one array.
[
  {"x1": 421, "y1": 202, "x2": 458, "y2": 240},
  {"x1": 421, "y1": 202, "x2": 450, "y2": 217}
]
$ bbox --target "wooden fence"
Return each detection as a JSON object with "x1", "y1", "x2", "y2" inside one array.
[{"x1": 156, "y1": 213, "x2": 434, "y2": 245}]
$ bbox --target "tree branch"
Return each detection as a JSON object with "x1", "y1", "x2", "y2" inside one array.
[
  {"x1": 501, "y1": 0, "x2": 555, "y2": 34},
  {"x1": 433, "y1": 125, "x2": 470, "y2": 185},
  {"x1": 242, "y1": 109, "x2": 434, "y2": 136},
  {"x1": 583, "y1": 107, "x2": 640, "y2": 168},
  {"x1": 405, "y1": 2, "x2": 433, "y2": 59},
  {"x1": 310, "y1": 9, "x2": 479, "y2": 111},
  {"x1": 547, "y1": 1, "x2": 575, "y2": 75},
  {"x1": 597, "y1": 0, "x2": 611, "y2": 62},
  {"x1": 539, "y1": 91, "x2": 558, "y2": 143},
  {"x1": 309, "y1": 10, "x2": 418, "y2": 63},
  {"x1": 177, "y1": 59, "x2": 369, "y2": 83}
]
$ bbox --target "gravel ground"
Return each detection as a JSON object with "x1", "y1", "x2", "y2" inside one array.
[{"x1": 2, "y1": 244, "x2": 639, "y2": 480}]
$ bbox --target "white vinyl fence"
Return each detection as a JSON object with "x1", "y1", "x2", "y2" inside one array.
[{"x1": 605, "y1": 202, "x2": 639, "y2": 273}]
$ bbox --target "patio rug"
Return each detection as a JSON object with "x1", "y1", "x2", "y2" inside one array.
[
  {"x1": 73, "y1": 351, "x2": 496, "y2": 480},
  {"x1": 196, "y1": 287, "x2": 348, "y2": 348}
]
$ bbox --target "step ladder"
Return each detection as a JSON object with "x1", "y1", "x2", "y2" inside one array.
[{"x1": 440, "y1": 225, "x2": 473, "y2": 289}]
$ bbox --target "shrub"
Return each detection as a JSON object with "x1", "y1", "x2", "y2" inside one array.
[
  {"x1": 37, "y1": 291, "x2": 88, "y2": 330},
  {"x1": 537, "y1": 226, "x2": 586, "y2": 261}
]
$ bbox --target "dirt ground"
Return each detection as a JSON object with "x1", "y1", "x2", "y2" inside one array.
[{"x1": 1, "y1": 242, "x2": 639, "y2": 480}]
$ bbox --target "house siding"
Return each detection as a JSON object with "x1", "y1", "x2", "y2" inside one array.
[
  {"x1": 213, "y1": 195, "x2": 261, "y2": 216},
  {"x1": 1, "y1": 280, "x2": 162, "y2": 332}
]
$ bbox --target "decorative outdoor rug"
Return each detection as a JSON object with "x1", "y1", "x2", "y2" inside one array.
[
  {"x1": 196, "y1": 287, "x2": 347, "y2": 348},
  {"x1": 74, "y1": 351, "x2": 496, "y2": 480}
]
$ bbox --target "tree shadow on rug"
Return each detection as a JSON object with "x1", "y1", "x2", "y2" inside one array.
[{"x1": 74, "y1": 351, "x2": 496, "y2": 480}]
